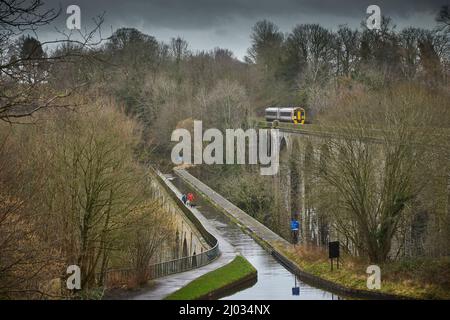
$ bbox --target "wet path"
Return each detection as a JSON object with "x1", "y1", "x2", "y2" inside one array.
[
  {"x1": 127, "y1": 173, "x2": 237, "y2": 300},
  {"x1": 172, "y1": 176, "x2": 339, "y2": 300}
]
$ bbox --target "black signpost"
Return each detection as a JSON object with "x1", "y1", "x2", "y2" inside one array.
[
  {"x1": 328, "y1": 241, "x2": 340, "y2": 271},
  {"x1": 292, "y1": 276, "x2": 300, "y2": 296}
]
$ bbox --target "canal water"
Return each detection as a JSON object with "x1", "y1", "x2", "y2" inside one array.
[{"x1": 172, "y1": 176, "x2": 339, "y2": 300}]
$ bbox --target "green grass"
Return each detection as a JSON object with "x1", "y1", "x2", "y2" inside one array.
[
  {"x1": 165, "y1": 255, "x2": 256, "y2": 300},
  {"x1": 274, "y1": 242, "x2": 450, "y2": 299}
]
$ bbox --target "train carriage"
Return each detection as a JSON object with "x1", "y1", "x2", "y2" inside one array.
[{"x1": 265, "y1": 107, "x2": 306, "y2": 124}]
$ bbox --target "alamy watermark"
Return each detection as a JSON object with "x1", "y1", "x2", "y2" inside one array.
[
  {"x1": 66, "y1": 5, "x2": 81, "y2": 30},
  {"x1": 366, "y1": 265, "x2": 381, "y2": 290},
  {"x1": 66, "y1": 265, "x2": 81, "y2": 290},
  {"x1": 171, "y1": 121, "x2": 281, "y2": 175},
  {"x1": 366, "y1": 5, "x2": 381, "y2": 30}
]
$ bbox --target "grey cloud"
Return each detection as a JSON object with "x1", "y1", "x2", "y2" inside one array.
[
  {"x1": 38, "y1": 0, "x2": 446, "y2": 60},
  {"x1": 46, "y1": 0, "x2": 446, "y2": 29}
]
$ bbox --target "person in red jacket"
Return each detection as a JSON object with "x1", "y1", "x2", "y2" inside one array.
[{"x1": 187, "y1": 192, "x2": 194, "y2": 207}]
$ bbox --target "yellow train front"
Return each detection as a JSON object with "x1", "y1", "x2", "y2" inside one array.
[{"x1": 265, "y1": 107, "x2": 306, "y2": 124}]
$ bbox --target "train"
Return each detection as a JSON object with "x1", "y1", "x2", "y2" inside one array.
[{"x1": 265, "y1": 107, "x2": 306, "y2": 124}]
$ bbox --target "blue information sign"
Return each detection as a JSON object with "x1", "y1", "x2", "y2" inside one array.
[
  {"x1": 292, "y1": 287, "x2": 300, "y2": 296},
  {"x1": 290, "y1": 220, "x2": 299, "y2": 231}
]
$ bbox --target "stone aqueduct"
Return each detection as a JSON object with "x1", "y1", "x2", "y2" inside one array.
[{"x1": 148, "y1": 173, "x2": 210, "y2": 262}]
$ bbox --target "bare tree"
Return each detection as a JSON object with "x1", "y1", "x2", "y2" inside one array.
[
  {"x1": 0, "y1": 0, "x2": 104, "y2": 123},
  {"x1": 247, "y1": 20, "x2": 284, "y2": 73},
  {"x1": 285, "y1": 24, "x2": 335, "y2": 84},
  {"x1": 436, "y1": 5, "x2": 450, "y2": 33},
  {"x1": 170, "y1": 36, "x2": 190, "y2": 63},
  {"x1": 334, "y1": 25, "x2": 360, "y2": 77},
  {"x1": 0, "y1": 0, "x2": 58, "y2": 41},
  {"x1": 127, "y1": 201, "x2": 175, "y2": 284},
  {"x1": 315, "y1": 85, "x2": 447, "y2": 263}
]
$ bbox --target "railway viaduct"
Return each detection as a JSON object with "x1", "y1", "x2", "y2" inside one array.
[
  {"x1": 260, "y1": 122, "x2": 450, "y2": 255},
  {"x1": 267, "y1": 123, "x2": 333, "y2": 246}
]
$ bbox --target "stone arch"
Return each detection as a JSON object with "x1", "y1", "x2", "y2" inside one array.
[
  {"x1": 267, "y1": 131, "x2": 288, "y2": 157},
  {"x1": 319, "y1": 143, "x2": 330, "y2": 175},
  {"x1": 304, "y1": 141, "x2": 314, "y2": 171},
  {"x1": 192, "y1": 251, "x2": 197, "y2": 267},
  {"x1": 316, "y1": 143, "x2": 331, "y2": 246},
  {"x1": 289, "y1": 140, "x2": 302, "y2": 220},
  {"x1": 174, "y1": 229, "x2": 180, "y2": 258},
  {"x1": 182, "y1": 238, "x2": 188, "y2": 257},
  {"x1": 302, "y1": 141, "x2": 315, "y2": 244},
  {"x1": 279, "y1": 136, "x2": 288, "y2": 161},
  {"x1": 275, "y1": 136, "x2": 291, "y2": 239}
]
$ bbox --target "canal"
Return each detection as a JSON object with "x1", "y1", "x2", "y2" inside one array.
[{"x1": 172, "y1": 176, "x2": 340, "y2": 300}]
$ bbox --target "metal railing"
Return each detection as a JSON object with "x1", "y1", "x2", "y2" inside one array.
[
  {"x1": 148, "y1": 243, "x2": 219, "y2": 279},
  {"x1": 101, "y1": 242, "x2": 219, "y2": 288}
]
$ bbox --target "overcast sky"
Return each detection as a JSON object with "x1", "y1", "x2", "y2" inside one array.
[{"x1": 40, "y1": 0, "x2": 447, "y2": 60}]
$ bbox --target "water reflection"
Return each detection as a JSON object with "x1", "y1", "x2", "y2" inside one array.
[{"x1": 173, "y1": 177, "x2": 339, "y2": 300}]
